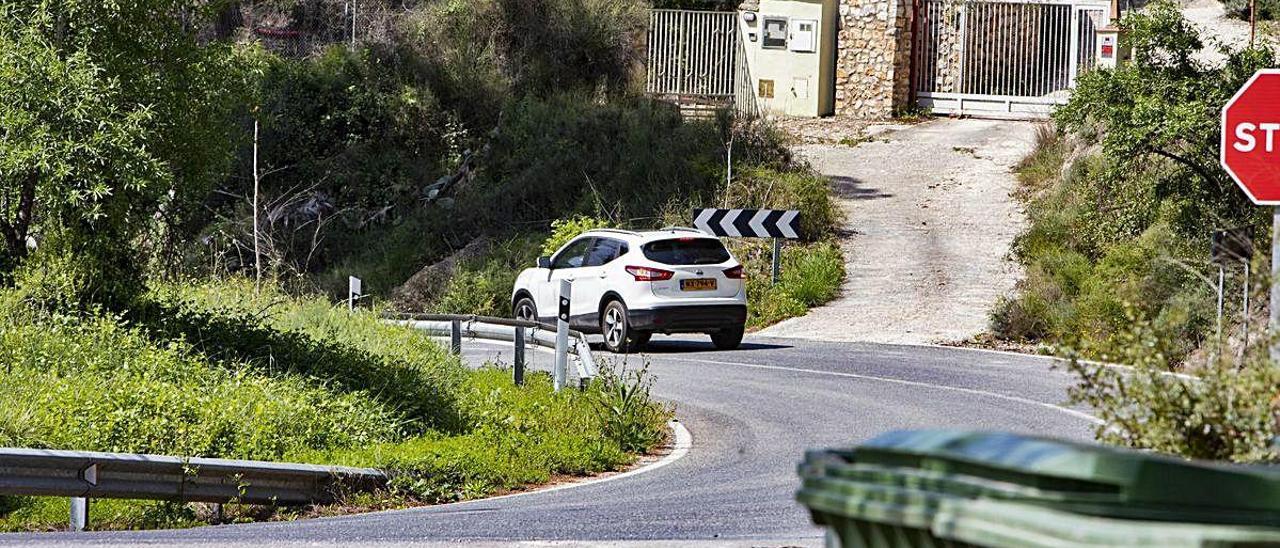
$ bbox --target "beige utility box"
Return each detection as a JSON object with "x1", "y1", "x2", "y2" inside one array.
[
  {"x1": 1095, "y1": 26, "x2": 1131, "y2": 69},
  {"x1": 739, "y1": 0, "x2": 838, "y2": 117}
]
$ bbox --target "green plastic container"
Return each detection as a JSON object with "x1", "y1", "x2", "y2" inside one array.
[{"x1": 797, "y1": 430, "x2": 1280, "y2": 548}]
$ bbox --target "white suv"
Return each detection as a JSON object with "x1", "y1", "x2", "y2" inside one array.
[{"x1": 511, "y1": 228, "x2": 748, "y2": 353}]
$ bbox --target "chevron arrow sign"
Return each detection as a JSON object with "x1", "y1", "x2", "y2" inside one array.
[{"x1": 692, "y1": 209, "x2": 801, "y2": 239}]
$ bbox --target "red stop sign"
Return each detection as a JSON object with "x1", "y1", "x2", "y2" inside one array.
[{"x1": 1222, "y1": 69, "x2": 1280, "y2": 204}]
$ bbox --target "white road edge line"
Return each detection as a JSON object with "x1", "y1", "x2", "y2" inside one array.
[
  {"x1": 660, "y1": 355, "x2": 1103, "y2": 425},
  {"x1": 429, "y1": 419, "x2": 693, "y2": 509}
]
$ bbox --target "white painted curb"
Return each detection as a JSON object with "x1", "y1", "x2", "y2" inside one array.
[{"x1": 430, "y1": 419, "x2": 692, "y2": 508}]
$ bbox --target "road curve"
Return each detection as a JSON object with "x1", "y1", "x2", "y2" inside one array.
[{"x1": 3, "y1": 336, "x2": 1094, "y2": 546}]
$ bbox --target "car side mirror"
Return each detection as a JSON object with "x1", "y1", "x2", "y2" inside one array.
[{"x1": 537, "y1": 256, "x2": 552, "y2": 269}]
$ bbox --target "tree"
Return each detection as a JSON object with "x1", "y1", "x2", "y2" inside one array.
[
  {"x1": 1054, "y1": 1, "x2": 1276, "y2": 235},
  {"x1": 0, "y1": 1, "x2": 246, "y2": 306}
]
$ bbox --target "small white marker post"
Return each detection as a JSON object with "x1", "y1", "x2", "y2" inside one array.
[
  {"x1": 70, "y1": 497, "x2": 88, "y2": 531},
  {"x1": 348, "y1": 276, "x2": 362, "y2": 311},
  {"x1": 554, "y1": 279, "x2": 571, "y2": 392},
  {"x1": 71, "y1": 464, "x2": 97, "y2": 531}
]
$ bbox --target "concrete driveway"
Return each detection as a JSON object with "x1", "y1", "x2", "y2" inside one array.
[{"x1": 760, "y1": 118, "x2": 1038, "y2": 345}]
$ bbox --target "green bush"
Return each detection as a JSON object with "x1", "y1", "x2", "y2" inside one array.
[
  {"x1": 781, "y1": 242, "x2": 845, "y2": 306},
  {"x1": 994, "y1": 4, "x2": 1271, "y2": 362},
  {"x1": 1, "y1": 0, "x2": 246, "y2": 304},
  {"x1": 1064, "y1": 312, "x2": 1280, "y2": 462},
  {"x1": 541, "y1": 216, "x2": 616, "y2": 257},
  {"x1": 741, "y1": 241, "x2": 845, "y2": 329},
  {"x1": 727, "y1": 167, "x2": 843, "y2": 241},
  {"x1": 1224, "y1": 0, "x2": 1280, "y2": 20}
]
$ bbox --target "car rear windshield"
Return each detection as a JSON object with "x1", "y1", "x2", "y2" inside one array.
[{"x1": 642, "y1": 238, "x2": 731, "y2": 265}]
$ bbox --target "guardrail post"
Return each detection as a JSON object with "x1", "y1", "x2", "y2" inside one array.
[
  {"x1": 450, "y1": 319, "x2": 462, "y2": 355},
  {"x1": 513, "y1": 326, "x2": 526, "y2": 386},
  {"x1": 70, "y1": 497, "x2": 88, "y2": 531},
  {"x1": 555, "y1": 280, "x2": 571, "y2": 392}
]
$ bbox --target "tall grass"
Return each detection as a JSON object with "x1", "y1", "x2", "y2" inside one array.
[
  {"x1": 0, "y1": 278, "x2": 672, "y2": 531},
  {"x1": 0, "y1": 303, "x2": 400, "y2": 459},
  {"x1": 744, "y1": 241, "x2": 846, "y2": 329}
]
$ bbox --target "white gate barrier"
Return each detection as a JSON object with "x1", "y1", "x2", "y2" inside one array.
[
  {"x1": 913, "y1": 0, "x2": 1108, "y2": 118},
  {"x1": 646, "y1": 10, "x2": 739, "y2": 100}
]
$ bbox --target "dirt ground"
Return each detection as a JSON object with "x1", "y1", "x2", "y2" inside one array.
[
  {"x1": 1182, "y1": 0, "x2": 1255, "y2": 64},
  {"x1": 758, "y1": 118, "x2": 1039, "y2": 345}
]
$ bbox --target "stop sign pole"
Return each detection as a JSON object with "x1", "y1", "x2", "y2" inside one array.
[{"x1": 1221, "y1": 69, "x2": 1280, "y2": 362}]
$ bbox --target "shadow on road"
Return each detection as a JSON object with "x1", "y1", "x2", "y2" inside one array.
[
  {"x1": 829, "y1": 175, "x2": 892, "y2": 201},
  {"x1": 626, "y1": 339, "x2": 792, "y2": 354}
]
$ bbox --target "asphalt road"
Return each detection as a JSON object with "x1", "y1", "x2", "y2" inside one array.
[{"x1": 3, "y1": 336, "x2": 1095, "y2": 547}]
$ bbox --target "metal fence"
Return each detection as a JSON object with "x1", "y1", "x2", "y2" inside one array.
[
  {"x1": 732, "y1": 21, "x2": 761, "y2": 118},
  {"x1": 646, "y1": 10, "x2": 740, "y2": 99},
  {"x1": 913, "y1": 0, "x2": 1109, "y2": 117}
]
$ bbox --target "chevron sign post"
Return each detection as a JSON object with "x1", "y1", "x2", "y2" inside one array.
[{"x1": 693, "y1": 208, "x2": 801, "y2": 284}]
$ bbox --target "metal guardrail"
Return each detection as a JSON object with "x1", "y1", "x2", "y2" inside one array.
[
  {"x1": 4, "y1": 316, "x2": 600, "y2": 531},
  {"x1": 385, "y1": 313, "x2": 600, "y2": 384},
  {"x1": 0, "y1": 447, "x2": 386, "y2": 530}
]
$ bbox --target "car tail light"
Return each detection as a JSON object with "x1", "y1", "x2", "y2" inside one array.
[
  {"x1": 723, "y1": 265, "x2": 745, "y2": 279},
  {"x1": 626, "y1": 265, "x2": 674, "y2": 281}
]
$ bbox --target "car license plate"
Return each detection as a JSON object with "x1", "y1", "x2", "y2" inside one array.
[{"x1": 681, "y1": 278, "x2": 717, "y2": 291}]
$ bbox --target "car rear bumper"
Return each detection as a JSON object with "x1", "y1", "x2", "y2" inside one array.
[{"x1": 629, "y1": 305, "x2": 747, "y2": 333}]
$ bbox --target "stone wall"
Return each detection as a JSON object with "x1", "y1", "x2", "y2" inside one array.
[{"x1": 834, "y1": 0, "x2": 913, "y2": 118}]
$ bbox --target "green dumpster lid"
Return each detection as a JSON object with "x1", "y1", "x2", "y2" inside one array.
[{"x1": 833, "y1": 430, "x2": 1280, "y2": 520}]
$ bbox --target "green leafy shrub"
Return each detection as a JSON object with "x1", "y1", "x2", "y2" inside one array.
[
  {"x1": 1224, "y1": 0, "x2": 1280, "y2": 21},
  {"x1": 541, "y1": 216, "x2": 616, "y2": 256},
  {"x1": 594, "y1": 361, "x2": 671, "y2": 454},
  {"x1": 432, "y1": 239, "x2": 535, "y2": 316},
  {"x1": 781, "y1": 242, "x2": 845, "y2": 306},
  {"x1": 1, "y1": 1, "x2": 247, "y2": 305},
  {"x1": 727, "y1": 167, "x2": 843, "y2": 241},
  {"x1": 741, "y1": 241, "x2": 846, "y2": 329},
  {"x1": 1064, "y1": 311, "x2": 1280, "y2": 462},
  {"x1": 995, "y1": 4, "x2": 1272, "y2": 362}
]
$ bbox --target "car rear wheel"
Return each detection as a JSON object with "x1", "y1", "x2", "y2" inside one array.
[
  {"x1": 513, "y1": 297, "x2": 537, "y2": 322},
  {"x1": 601, "y1": 300, "x2": 646, "y2": 353},
  {"x1": 710, "y1": 325, "x2": 744, "y2": 350}
]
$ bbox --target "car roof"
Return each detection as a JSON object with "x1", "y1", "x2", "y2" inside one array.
[{"x1": 580, "y1": 227, "x2": 716, "y2": 242}]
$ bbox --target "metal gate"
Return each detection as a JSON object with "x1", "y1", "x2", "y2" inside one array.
[
  {"x1": 913, "y1": 0, "x2": 1108, "y2": 117},
  {"x1": 646, "y1": 10, "x2": 739, "y2": 100}
]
